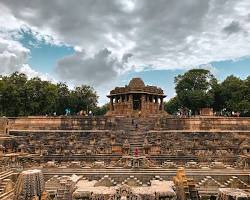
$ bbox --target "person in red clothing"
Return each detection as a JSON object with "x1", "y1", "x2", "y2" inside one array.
[{"x1": 134, "y1": 147, "x2": 139, "y2": 157}]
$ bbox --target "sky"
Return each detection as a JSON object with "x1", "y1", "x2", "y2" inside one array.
[{"x1": 0, "y1": 0, "x2": 250, "y2": 105}]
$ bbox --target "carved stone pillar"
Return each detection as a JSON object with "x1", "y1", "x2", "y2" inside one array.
[
  {"x1": 126, "y1": 94, "x2": 129, "y2": 102},
  {"x1": 160, "y1": 97, "x2": 164, "y2": 111},
  {"x1": 110, "y1": 97, "x2": 114, "y2": 111},
  {"x1": 155, "y1": 96, "x2": 159, "y2": 104},
  {"x1": 128, "y1": 94, "x2": 133, "y2": 110},
  {"x1": 141, "y1": 94, "x2": 146, "y2": 111}
]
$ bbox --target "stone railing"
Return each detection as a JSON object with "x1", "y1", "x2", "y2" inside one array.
[
  {"x1": 7, "y1": 116, "x2": 250, "y2": 131},
  {"x1": 8, "y1": 116, "x2": 110, "y2": 131},
  {"x1": 159, "y1": 116, "x2": 250, "y2": 130}
]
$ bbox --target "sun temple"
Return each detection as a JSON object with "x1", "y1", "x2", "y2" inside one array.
[
  {"x1": 106, "y1": 78, "x2": 166, "y2": 117},
  {"x1": 0, "y1": 78, "x2": 250, "y2": 200}
]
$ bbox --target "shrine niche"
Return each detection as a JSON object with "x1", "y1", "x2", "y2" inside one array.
[
  {"x1": 106, "y1": 78, "x2": 167, "y2": 117},
  {"x1": 110, "y1": 185, "x2": 140, "y2": 200}
]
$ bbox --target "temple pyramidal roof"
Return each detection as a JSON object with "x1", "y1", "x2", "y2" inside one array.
[{"x1": 108, "y1": 78, "x2": 166, "y2": 97}]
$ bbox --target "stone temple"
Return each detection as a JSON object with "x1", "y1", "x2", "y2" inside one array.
[
  {"x1": 0, "y1": 78, "x2": 250, "y2": 200},
  {"x1": 106, "y1": 78, "x2": 166, "y2": 117}
]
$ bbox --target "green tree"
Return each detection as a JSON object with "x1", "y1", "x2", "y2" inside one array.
[
  {"x1": 0, "y1": 72, "x2": 99, "y2": 117},
  {"x1": 0, "y1": 72, "x2": 28, "y2": 116},
  {"x1": 55, "y1": 83, "x2": 71, "y2": 115},
  {"x1": 70, "y1": 85, "x2": 98, "y2": 114},
  {"x1": 94, "y1": 103, "x2": 109, "y2": 116},
  {"x1": 175, "y1": 69, "x2": 216, "y2": 114},
  {"x1": 209, "y1": 80, "x2": 226, "y2": 112},
  {"x1": 25, "y1": 77, "x2": 47, "y2": 115},
  {"x1": 164, "y1": 97, "x2": 180, "y2": 114},
  {"x1": 242, "y1": 76, "x2": 250, "y2": 116},
  {"x1": 220, "y1": 75, "x2": 249, "y2": 114}
]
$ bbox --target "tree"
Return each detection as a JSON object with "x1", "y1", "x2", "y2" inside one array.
[
  {"x1": 70, "y1": 85, "x2": 98, "y2": 114},
  {"x1": 55, "y1": 83, "x2": 70, "y2": 115},
  {"x1": 0, "y1": 72, "x2": 28, "y2": 116},
  {"x1": 0, "y1": 72, "x2": 99, "y2": 117},
  {"x1": 25, "y1": 77, "x2": 48, "y2": 115},
  {"x1": 242, "y1": 76, "x2": 250, "y2": 116},
  {"x1": 175, "y1": 69, "x2": 216, "y2": 114},
  {"x1": 164, "y1": 97, "x2": 180, "y2": 114},
  {"x1": 219, "y1": 75, "x2": 249, "y2": 114},
  {"x1": 94, "y1": 103, "x2": 109, "y2": 116}
]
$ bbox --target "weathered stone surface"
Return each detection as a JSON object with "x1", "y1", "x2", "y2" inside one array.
[{"x1": 106, "y1": 78, "x2": 167, "y2": 117}]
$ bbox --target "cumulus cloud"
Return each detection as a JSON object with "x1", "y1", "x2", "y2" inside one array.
[
  {"x1": 0, "y1": 30, "x2": 54, "y2": 81},
  {"x1": 19, "y1": 64, "x2": 55, "y2": 82},
  {"x1": 0, "y1": 37, "x2": 29, "y2": 74},
  {"x1": 1, "y1": 0, "x2": 250, "y2": 85},
  {"x1": 198, "y1": 63, "x2": 219, "y2": 76},
  {"x1": 55, "y1": 48, "x2": 132, "y2": 86},
  {"x1": 0, "y1": 37, "x2": 54, "y2": 81}
]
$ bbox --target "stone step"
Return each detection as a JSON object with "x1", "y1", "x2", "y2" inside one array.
[
  {"x1": 223, "y1": 176, "x2": 248, "y2": 187},
  {"x1": 0, "y1": 171, "x2": 13, "y2": 180},
  {"x1": 0, "y1": 178, "x2": 12, "y2": 194},
  {"x1": 0, "y1": 171, "x2": 11, "y2": 176},
  {"x1": 129, "y1": 134, "x2": 144, "y2": 137},
  {"x1": 127, "y1": 136, "x2": 145, "y2": 139},
  {"x1": 129, "y1": 137, "x2": 144, "y2": 140},
  {"x1": 129, "y1": 144, "x2": 144, "y2": 147}
]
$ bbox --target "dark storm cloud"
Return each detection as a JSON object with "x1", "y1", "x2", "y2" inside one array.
[
  {"x1": 55, "y1": 48, "x2": 131, "y2": 86},
  {"x1": 1, "y1": 0, "x2": 250, "y2": 85},
  {"x1": 122, "y1": 53, "x2": 133, "y2": 63},
  {"x1": 223, "y1": 21, "x2": 243, "y2": 35}
]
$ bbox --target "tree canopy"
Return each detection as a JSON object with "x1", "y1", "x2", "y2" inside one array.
[
  {"x1": 165, "y1": 69, "x2": 250, "y2": 116},
  {"x1": 1, "y1": 70, "x2": 249, "y2": 117},
  {"x1": 174, "y1": 69, "x2": 216, "y2": 114},
  {"x1": 0, "y1": 72, "x2": 100, "y2": 116}
]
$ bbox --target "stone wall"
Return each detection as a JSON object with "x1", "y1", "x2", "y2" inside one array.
[
  {"x1": 5, "y1": 116, "x2": 250, "y2": 166},
  {"x1": 160, "y1": 117, "x2": 250, "y2": 130},
  {"x1": 147, "y1": 130, "x2": 250, "y2": 165},
  {"x1": 7, "y1": 116, "x2": 250, "y2": 131},
  {"x1": 8, "y1": 116, "x2": 109, "y2": 130},
  {"x1": 0, "y1": 117, "x2": 9, "y2": 135}
]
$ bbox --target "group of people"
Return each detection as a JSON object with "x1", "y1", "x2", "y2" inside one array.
[{"x1": 45, "y1": 109, "x2": 94, "y2": 117}]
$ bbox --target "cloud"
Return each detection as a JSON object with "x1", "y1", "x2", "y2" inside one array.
[
  {"x1": 0, "y1": 37, "x2": 29, "y2": 74},
  {"x1": 55, "y1": 48, "x2": 132, "y2": 86},
  {"x1": 222, "y1": 21, "x2": 243, "y2": 35},
  {"x1": 1, "y1": 0, "x2": 250, "y2": 86},
  {"x1": 0, "y1": 33, "x2": 54, "y2": 82},
  {"x1": 122, "y1": 53, "x2": 133, "y2": 63},
  {"x1": 20, "y1": 64, "x2": 55, "y2": 82},
  {"x1": 198, "y1": 63, "x2": 219, "y2": 76}
]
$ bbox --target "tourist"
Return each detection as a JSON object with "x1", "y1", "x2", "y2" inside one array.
[
  {"x1": 134, "y1": 147, "x2": 139, "y2": 157},
  {"x1": 65, "y1": 108, "x2": 71, "y2": 116},
  {"x1": 89, "y1": 110, "x2": 93, "y2": 117}
]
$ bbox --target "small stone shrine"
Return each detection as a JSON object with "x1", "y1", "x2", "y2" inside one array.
[{"x1": 106, "y1": 78, "x2": 167, "y2": 117}]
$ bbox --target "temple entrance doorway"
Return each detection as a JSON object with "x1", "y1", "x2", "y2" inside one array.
[{"x1": 133, "y1": 94, "x2": 141, "y2": 110}]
